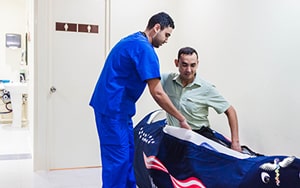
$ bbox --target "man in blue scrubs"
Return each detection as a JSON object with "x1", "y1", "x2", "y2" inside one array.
[{"x1": 90, "y1": 12, "x2": 191, "y2": 188}]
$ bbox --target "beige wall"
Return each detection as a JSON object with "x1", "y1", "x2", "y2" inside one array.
[
  {"x1": 118, "y1": 0, "x2": 300, "y2": 157},
  {"x1": 173, "y1": 0, "x2": 300, "y2": 157}
]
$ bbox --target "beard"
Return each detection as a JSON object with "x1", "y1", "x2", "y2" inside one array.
[
  {"x1": 152, "y1": 40, "x2": 160, "y2": 48},
  {"x1": 151, "y1": 36, "x2": 163, "y2": 48}
]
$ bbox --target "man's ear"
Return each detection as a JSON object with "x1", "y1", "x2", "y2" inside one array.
[
  {"x1": 154, "y1": 23, "x2": 161, "y2": 33},
  {"x1": 174, "y1": 59, "x2": 179, "y2": 67}
]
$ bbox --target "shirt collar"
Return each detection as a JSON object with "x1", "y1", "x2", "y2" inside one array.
[{"x1": 172, "y1": 73, "x2": 202, "y2": 87}]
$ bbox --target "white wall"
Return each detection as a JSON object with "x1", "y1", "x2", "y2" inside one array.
[
  {"x1": 0, "y1": 0, "x2": 27, "y2": 81},
  {"x1": 112, "y1": 0, "x2": 300, "y2": 157},
  {"x1": 173, "y1": 0, "x2": 300, "y2": 157}
]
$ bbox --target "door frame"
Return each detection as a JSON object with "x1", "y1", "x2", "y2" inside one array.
[{"x1": 33, "y1": 0, "x2": 51, "y2": 170}]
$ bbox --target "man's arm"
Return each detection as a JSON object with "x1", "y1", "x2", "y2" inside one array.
[
  {"x1": 225, "y1": 106, "x2": 242, "y2": 152},
  {"x1": 147, "y1": 78, "x2": 191, "y2": 130}
]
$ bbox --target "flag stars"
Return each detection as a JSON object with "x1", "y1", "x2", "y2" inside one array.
[{"x1": 138, "y1": 128, "x2": 156, "y2": 144}]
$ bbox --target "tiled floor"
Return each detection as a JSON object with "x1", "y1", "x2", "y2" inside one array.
[{"x1": 0, "y1": 124, "x2": 102, "y2": 188}]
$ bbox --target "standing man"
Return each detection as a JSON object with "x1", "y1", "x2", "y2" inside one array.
[
  {"x1": 161, "y1": 47, "x2": 242, "y2": 152},
  {"x1": 89, "y1": 12, "x2": 191, "y2": 188}
]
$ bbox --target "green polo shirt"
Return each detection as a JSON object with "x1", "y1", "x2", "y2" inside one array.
[{"x1": 161, "y1": 73, "x2": 230, "y2": 130}]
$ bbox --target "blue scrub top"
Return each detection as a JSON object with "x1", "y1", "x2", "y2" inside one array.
[{"x1": 90, "y1": 32, "x2": 160, "y2": 118}]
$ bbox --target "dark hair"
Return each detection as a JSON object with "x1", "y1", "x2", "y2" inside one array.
[
  {"x1": 177, "y1": 47, "x2": 198, "y2": 59},
  {"x1": 146, "y1": 12, "x2": 175, "y2": 30}
]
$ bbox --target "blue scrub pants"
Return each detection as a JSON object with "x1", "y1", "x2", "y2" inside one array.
[{"x1": 94, "y1": 111, "x2": 136, "y2": 188}]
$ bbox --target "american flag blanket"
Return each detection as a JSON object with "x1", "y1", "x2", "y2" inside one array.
[{"x1": 134, "y1": 110, "x2": 300, "y2": 188}]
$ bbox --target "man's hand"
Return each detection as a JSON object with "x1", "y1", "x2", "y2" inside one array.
[
  {"x1": 179, "y1": 119, "x2": 192, "y2": 130},
  {"x1": 231, "y1": 141, "x2": 242, "y2": 152}
]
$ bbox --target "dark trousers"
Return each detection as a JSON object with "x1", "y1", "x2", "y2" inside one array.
[
  {"x1": 194, "y1": 126, "x2": 263, "y2": 156},
  {"x1": 193, "y1": 126, "x2": 231, "y2": 147}
]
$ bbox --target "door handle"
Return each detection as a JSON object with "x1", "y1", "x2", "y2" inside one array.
[{"x1": 50, "y1": 86, "x2": 57, "y2": 93}]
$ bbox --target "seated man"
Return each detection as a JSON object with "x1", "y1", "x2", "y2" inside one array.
[{"x1": 161, "y1": 47, "x2": 241, "y2": 152}]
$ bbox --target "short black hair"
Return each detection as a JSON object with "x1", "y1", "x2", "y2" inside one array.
[
  {"x1": 146, "y1": 12, "x2": 175, "y2": 30},
  {"x1": 177, "y1": 47, "x2": 198, "y2": 59}
]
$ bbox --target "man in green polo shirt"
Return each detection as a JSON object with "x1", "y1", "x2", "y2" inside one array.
[{"x1": 161, "y1": 46, "x2": 241, "y2": 152}]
